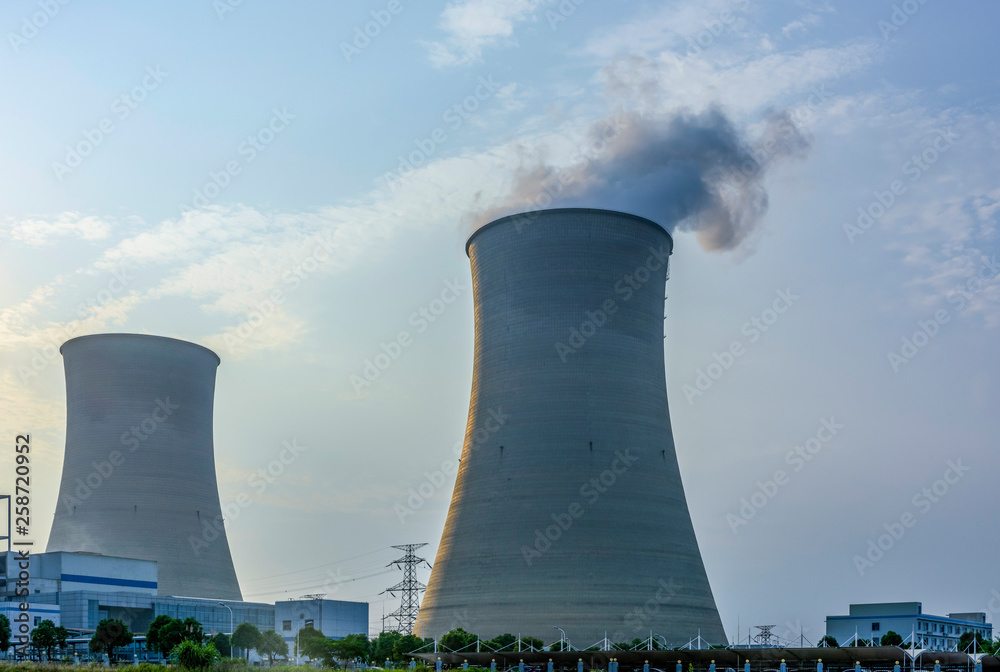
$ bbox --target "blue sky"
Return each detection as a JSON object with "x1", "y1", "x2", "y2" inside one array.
[{"x1": 2, "y1": 0, "x2": 999, "y2": 642}]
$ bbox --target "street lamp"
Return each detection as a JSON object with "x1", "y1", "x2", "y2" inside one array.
[
  {"x1": 553, "y1": 626, "x2": 569, "y2": 652},
  {"x1": 219, "y1": 602, "x2": 234, "y2": 658},
  {"x1": 413, "y1": 617, "x2": 436, "y2": 653}
]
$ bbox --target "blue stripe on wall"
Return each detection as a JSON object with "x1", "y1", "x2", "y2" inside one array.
[{"x1": 61, "y1": 573, "x2": 157, "y2": 589}]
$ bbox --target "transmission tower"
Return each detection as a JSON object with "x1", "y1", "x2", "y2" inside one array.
[
  {"x1": 754, "y1": 625, "x2": 777, "y2": 647},
  {"x1": 382, "y1": 543, "x2": 431, "y2": 635}
]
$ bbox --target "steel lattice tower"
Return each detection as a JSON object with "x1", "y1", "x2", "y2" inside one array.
[{"x1": 384, "y1": 543, "x2": 431, "y2": 634}]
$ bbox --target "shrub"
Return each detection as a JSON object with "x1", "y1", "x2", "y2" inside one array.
[
  {"x1": 172, "y1": 640, "x2": 221, "y2": 670},
  {"x1": 216, "y1": 658, "x2": 252, "y2": 672}
]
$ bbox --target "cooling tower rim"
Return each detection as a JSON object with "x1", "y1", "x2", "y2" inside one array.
[
  {"x1": 60, "y1": 333, "x2": 221, "y2": 366},
  {"x1": 466, "y1": 207, "x2": 673, "y2": 257}
]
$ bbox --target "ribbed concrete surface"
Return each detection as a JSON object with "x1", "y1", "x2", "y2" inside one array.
[
  {"x1": 418, "y1": 209, "x2": 725, "y2": 646},
  {"x1": 48, "y1": 333, "x2": 242, "y2": 600}
]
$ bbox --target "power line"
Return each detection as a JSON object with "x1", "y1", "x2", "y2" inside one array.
[
  {"x1": 242, "y1": 546, "x2": 392, "y2": 583},
  {"x1": 242, "y1": 568, "x2": 396, "y2": 599}
]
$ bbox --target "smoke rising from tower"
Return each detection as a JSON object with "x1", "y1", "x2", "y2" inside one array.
[{"x1": 480, "y1": 107, "x2": 809, "y2": 251}]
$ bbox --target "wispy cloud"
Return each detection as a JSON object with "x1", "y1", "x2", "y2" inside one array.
[
  {"x1": 423, "y1": 0, "x2": 553, "y2": 67},
  {"x1": 1, "y1": 212, "x2": 115, "y2": 246}
]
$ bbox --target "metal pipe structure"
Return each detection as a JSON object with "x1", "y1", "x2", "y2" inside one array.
[
  {"x1": 47, "y1": 333, "x2": 242, "y2": 600},
  {"x1": 417, "y1": 208, "x2": 726, "y2": 645}
]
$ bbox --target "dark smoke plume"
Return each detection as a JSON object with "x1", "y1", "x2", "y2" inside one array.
[{"x1": 477, "y1": 107, "x2": 809, "y2": 251}]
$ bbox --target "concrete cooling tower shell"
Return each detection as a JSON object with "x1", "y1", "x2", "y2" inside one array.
[
  {"x1": 417, "y1": 208, "x2": 726, "y2": 646},
  {"x1": 48, "y1": 333, "x2": 242, "y2": 600}
]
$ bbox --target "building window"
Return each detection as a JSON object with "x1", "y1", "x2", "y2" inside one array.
[
  {"x1": 33, "y1": 617, "x2": 40, "y2": 626},
  {"x1": 872, "y1": 622, "x2": 880, "y2": 631},
  {"x1": 283, "y1": 621, "x2": 291, "y2": 631},
  {"x1": 305, "y1": 619, "x2": 314, "y2": 628}
]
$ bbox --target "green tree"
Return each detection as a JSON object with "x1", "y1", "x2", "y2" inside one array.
[
  {"x1": 0, "y1": 614, "x2": 11, "y2": 652},
  {"x1": 147, "y1": 616, "x2": 204, "y2": 657},
  {"x1": 181, "y1": 617, "x2": 205, "y2": 643},
  {"x1": 958, "y1": 631, "x2": 990, "y2": 653},
  {"x1": 520, "y1": 636, "x2": 543, "y2": 651},
  {"x1": 260, "y1": 630, "x2": 288, "y2": 666},
  {"x1": 173, "y1": 640, "x2": 220, "y2": 670},
  {"x1": 232, "y1": 622, "x2": 263, "y2": 662},
  {"x1": 440, "y1": 628, "x2": 477, "y2": 652},
  {"x1": 211, "y1": 633, "x2": 232, "y2": 658},
  {"x1": 819, "y1": 635, "x2": 839, "y2": 648},
  {"x1": 880, "y1": 631, "x2": 904, "y2": 647},
  {"x1": 55, "y1": 626, "x2": 70, "y2": 654},
  {"x1": 89, "y1": 618, "x2": 134, "y2": 660},
  {"x1": 30, "y1": 619, "x2": 59, "y2": 660},
  {"x1": 370, "y1": 631, "x2": 402, "y2": 663},
  {"x1": 330, "y1": 633, "x2": 369, "y2": 667},
  {"x1": 549, "y1": 639, "x2": 571, "y2": 652},
  {"x1": 298, "y1": 625, "x2": 331, "y2": 662},
  {"x1": 484, "y1": 634, "x2": 516, "y2": 652},
  {"x1": 394, "y1": 634, "x2": 432, "y2": 659},
  {"x1": 147, "y1": 615, "x2": 175, "y2": 657}
]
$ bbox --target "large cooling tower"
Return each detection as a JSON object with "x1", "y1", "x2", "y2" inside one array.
[
  {"x1": 417, "y1": 208, "x2": 725, "y2": 646},
  {"x1": 48, "y1": 333, "x2": 242, "y2": 600}
]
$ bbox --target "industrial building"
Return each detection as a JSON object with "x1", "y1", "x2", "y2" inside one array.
[
  {"x1": 0, "y1": 550, "x2": 366, "y2": 654},
  {"x1": 275, "y1": 598, "x2": 370, "y2": 661},
  {"x1": 418, "y1": 208, "x2": 726, "y2": 645},
  {"x1": 826, "y1": 602, "x2": 993, "y2": 650},
  {"x1": 47, "y1": 334, "x2": 242, "y2": 601},
  {"x1": 15, "y1": 333, "x2": 369, "y2": 658}
]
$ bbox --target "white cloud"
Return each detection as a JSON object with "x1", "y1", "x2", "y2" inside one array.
[
  {"x1": 781, "y1": 14, "x2": 822, "y2": 38},
  {"x1": 2, "y1": 212, "x2": 113, "y2": 246},
  {"x1": 423, "y1": 0, "x2": 552, "y2": 67}
]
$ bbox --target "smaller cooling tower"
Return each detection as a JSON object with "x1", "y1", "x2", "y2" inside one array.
[{"x1": 48, "y1": 333, "x2": 242, "y2": 600}]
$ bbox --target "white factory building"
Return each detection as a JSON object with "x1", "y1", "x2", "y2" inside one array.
[
  {"x1": 826, "y1": 602, "x2": 993, "y2": 650},
  {"x1": 0, "y1": 550, "x2": 367, "y2": 658}
]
